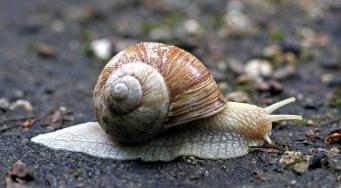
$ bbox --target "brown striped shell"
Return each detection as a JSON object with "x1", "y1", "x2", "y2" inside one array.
[{"x1": 93, "y1": 42, "x2": 226, "y2": 143}]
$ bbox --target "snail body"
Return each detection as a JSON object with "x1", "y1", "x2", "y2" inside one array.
[{"x1": 31, "y1": 42, "x2": 302, "y2": 161}]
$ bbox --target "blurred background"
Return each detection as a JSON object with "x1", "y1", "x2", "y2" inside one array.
[
  {"x1": 1, "y1": 0, "x2": 340, "y2": 107},
  {"x1": 0, "y1": 0, "x2": 341, "y2": 102},
  {"x1": 0, "y1": 0, "x2": 340, "y2": 187}
]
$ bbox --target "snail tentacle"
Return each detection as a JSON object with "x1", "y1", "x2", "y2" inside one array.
[
  {"x1": 264, "y1": 114, "x2": 303, "y2": 122},
  {"x1": 264, "y1": 97, "x2": 296, "y2": 114},
  {"x1": 263, "y1": 134, "x2": 272, "y2": 144},
  {"x1": 262, "y1": 97, "x2": 303, "y2": 144}
]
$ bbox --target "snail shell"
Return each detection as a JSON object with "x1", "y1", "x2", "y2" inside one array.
[{"x1": 93, "y1": 42, "x2": 225, "y2": 143}]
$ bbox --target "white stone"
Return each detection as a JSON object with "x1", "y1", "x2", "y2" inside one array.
[
  {"x1": 183, "y1": 19, "x2": 202, "y2": 35},
  {"x1": 244, "y1": 59, "x2": 273, "y2": 78},
  {"x1": 90, "y1": 39, "x2": 112, "y2": 60}
]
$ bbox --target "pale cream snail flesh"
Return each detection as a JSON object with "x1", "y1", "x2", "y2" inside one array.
[{"x1": 31, "y1": 42, "x2": 302, "y2": 161}]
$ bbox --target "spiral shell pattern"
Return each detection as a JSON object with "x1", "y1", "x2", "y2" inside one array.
[{"x1": 93, "y1": 42, "x2": 225, "y2": 143}]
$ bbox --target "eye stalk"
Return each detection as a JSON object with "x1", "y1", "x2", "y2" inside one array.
[{"x1": 262, "y1": 97, "x2": 303, "y2": 144}]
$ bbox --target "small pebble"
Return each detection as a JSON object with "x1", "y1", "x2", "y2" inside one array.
[
  {"x1": 255, "y1": 79, "x2": 270, "y2": 91},
  {"x1": 36, "y1": 43, "x2": 57, "y2": 58},
  {"x1": 262, "y1": 45, "x2": 281, "y2": 57},
  {"x1": 183, "y1": 156, "x2": 198, "y2": 165},
  {"x1": 329, "y1": 147, "x2": 340, "y2": 155},
  {"x1": 0, "y1": 98, "x2": 33, "y2": 112},
  {"x1": 254, "y1": 79, "x2": 272, "y2": 92},
  {"x1": 90, "y1": 39, "x2": 112, "y2": 61},
  {"x1": 0, "y1": 98, "x2": 10, "y2": 110},
  {"x1": 280, "y1": 151, "x2": 311, "y2": 174},
  {"x1": 227, "y1": 91, "x2": 250, "y2": 103},
  {"x1": 223, "y1": 1, "x2": 252, "y2": 34},
  {"x1": 280, "y1": 151, "x2": 303, "y2": 166},
  {"x1": 321, "y1": 74, "x2": 341, "y2": 87},
  {"x1": 273, "y1": 65, "x2": 296, "y2": 80},
  {"x1": 245, "y1": 59, "x2": 273, "y2": 78},
  {"x1": 228, "y1": 58, "x2": 244, "y2": 74},
  {"x1": 292, "y1": 161, "x2": 309, "y2": 174},
  {"x1": 236, "y1": 74, "x2": 253, "y2": 85},
  {"x1": 183, "y1": 19, "x2": 202, "y2": 35},
  {"x1": 307, "y1": 120, "x2": 314, "y2": 126},
  {"x1": 305, "y1": 129, "x2": 319, "y2": 137},
  {"x1": 10, "y1": 100, "x2": 33, "y2": 112}
]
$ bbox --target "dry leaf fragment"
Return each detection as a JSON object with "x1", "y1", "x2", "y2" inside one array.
[
  {"x1": 324, "y1": 129, "x2": 341, "y2": 144},
  {"x1": 251, "y1": 146, "x2": 284, "y2": 154},
  {"x1": 254, "y1": 170, "x2": 272, "y2": 181},
  {"x1": 36, "y1": 43, "x2": 57, "y2": 58},
  {"x1": 43, "y1": 107, "x2": 73, "y2": 130},
  {"x1": 20, "y1": 119, "x2": 34, "y2": 128},
  {"x1": 5, "y1": 160, "x2": 34, "y2": 188},
  {"x1": 292, "y1": 162, "x2": 309, "y2": 174},
  {"x1": 279, "y1": 151, "x2": 311, "y2": 174}
]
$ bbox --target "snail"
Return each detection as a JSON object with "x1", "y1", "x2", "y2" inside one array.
[{"x1": 31, "y1": 42, "x2": 302, "y2": 161}]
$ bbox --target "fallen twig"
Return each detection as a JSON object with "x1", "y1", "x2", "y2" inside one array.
[
  {"x1": 0, "y1": 115, "x2": 35, "y2": 124},
  {"x1": 0, "y1": 114, "x2": 45, "y2": 133},
  {"x1": 250, "y1": 145, "x2": 286, "y2": 154}
]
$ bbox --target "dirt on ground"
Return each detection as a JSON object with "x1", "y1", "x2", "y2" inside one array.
[{"x1": 0, "y1": 0, "x2": 340, "y2": 187}]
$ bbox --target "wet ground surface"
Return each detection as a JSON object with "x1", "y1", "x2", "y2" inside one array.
[{"x1": 0, "y1": 0, "x2": 340, "y2": 187}]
